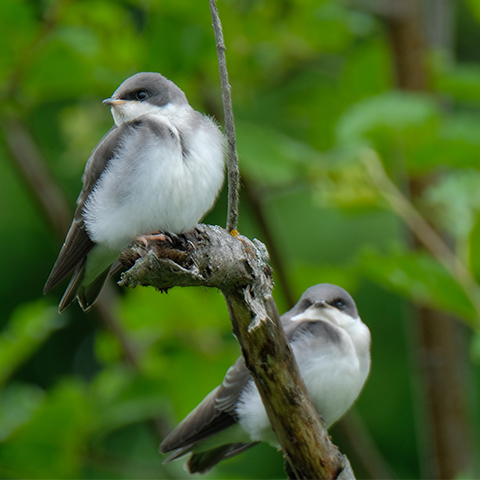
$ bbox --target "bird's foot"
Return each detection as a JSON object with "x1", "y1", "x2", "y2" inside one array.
[
  {"x1": 134, "y1": 231, "x2": 196, "y2": 260},
  {"x1": 137, "y1": 232, "x2": 170, "y2": 249}
]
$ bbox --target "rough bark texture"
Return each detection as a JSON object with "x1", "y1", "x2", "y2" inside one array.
[{"x1": 119, "y1": 224, "x2": 355, "y2": 480}]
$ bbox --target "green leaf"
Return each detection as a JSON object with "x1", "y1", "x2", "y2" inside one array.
[
  {"x1": 336, "y1": 91, "x2": 440, "y2": 146},
  {"x1": 422, "y1": 168, "x2": 480, "y2": 240},
  {"x1": 309, "y1": 147, "x2": 380, "y2": 208},
  {"x1": 91, "y1": 366, "x2": 169, "y2": 436},
  {"x1": 358, "y1": 246, "x2": 477, "y2": 325},
  {"x1": 116, "y1": 285, "x2": 235, "y2": 364},
  {"x1": 336, "y1": 91, "x2": 443, "y2": 172},
  {"x1": 465, "y1": 0, "x2": 480, "y2": 25},
  {"x1": 0, "y1": 383, "x2": 45, "y2": 442},
  {"x1": 0, "y1": 0, "x2": 37, "y2": 80},
  {"x1": 0, "y1": 301, "x2": 65, "y2": 387},
  {"x1": 0, "y1": 380, "x2": 92, "y2": 479},
  {"x1": 237, "y1": 121, "x2": 322, "y2": 187},
  {"x1": 435, "y1": 113, "x2": 480, "y2": 168},
  {"x1": 434, "y1": 60, "x2": 480, "y2": 104}
]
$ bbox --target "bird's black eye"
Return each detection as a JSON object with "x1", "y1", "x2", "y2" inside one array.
[
  {"x1": 136, "y1": 90, "x2": 148, "y2": 101},
  {"x1": 331, "y1": 298, "x2": 346, "y2": 309}
]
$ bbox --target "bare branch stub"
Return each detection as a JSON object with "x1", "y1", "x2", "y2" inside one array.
[
  {"x1": 209, "y1": 0, "x2": 240, "y2": 232},
  {"x1": 119, "y1": 224, "x2": 354, "y2": 479}
]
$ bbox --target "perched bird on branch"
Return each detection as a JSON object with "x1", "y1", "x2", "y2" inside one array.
[
  {"x1": 161, "y1": 283, "x2": 371, "y2": 474},
  {"x1": 44, "y1": 72, "x2": 225, "y2": 312}
]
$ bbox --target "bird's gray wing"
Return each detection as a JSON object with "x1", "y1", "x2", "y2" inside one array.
[
  {"x1": 43, "y1": 126, "x2": 125, "y2": 294},
  {"x1": 78, "y1": 125, "x2": 118, "y2": 206},
  {"x1": 161, "y1": 308, "x2": 336, "y2": 456},
  {"x1": 160, "y1": 355, "x2": 253, "y2": 454}
]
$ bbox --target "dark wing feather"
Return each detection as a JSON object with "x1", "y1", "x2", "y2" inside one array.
[
  {"x1": 187, "y1": 442, "x2": 259, "y2": 475},
  {"x1": 43, "y1": 126, "x2": 124, "y2": 294},
  {"x1": 161, "y1": 308, "x2": 304, "y2": 457},
  {"x1": 57, "y1": 260, "x2": 86, "y2": 312},
  {"x1": 43, "y1": 219, "x2": 94, "y2": 294},
  {"x1": 78, "y1": 125, "x2": 119, "y2": 204},
  {"x1": 160, "y1": 356, "x2": 253, "y2": 454},
  {"x1": 161, "y1": 308, "x2": 319, "y2": 472},
  {"x1": 74, "y1": 264, "x2": 112, "y2": 312}
]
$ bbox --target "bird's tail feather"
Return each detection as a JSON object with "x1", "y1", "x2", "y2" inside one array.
[
  {"x1": 58, "y1": 262, "x2": 113, "y2": 313},
  {"x1": 76, "y1": 266, "x2": 113, "y2": 311},
  {"x1": 187, "y1": 442, "x2": 257, "y2": 474},
  {"x1": 58, "y1": 261, "x2": 86, "y2": 313}
]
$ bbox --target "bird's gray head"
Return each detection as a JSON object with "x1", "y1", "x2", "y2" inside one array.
[
  {"x1": 103, "y1": 72, "x2": 189, "y2": 125},
  {"x1": 286, "y1": 283, "x2": 359, "y2": 321}
]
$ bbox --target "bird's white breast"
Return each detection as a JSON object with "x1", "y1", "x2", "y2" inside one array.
[
  {"x1": 236, "y1": 315, "x2": 370, "y2": 446},
  {"x1": 292, "y1": 321, "x2": 370, "y2": 427},
  {"x1": 83, "y1": 106, "x2": 225, "y2": 251}
]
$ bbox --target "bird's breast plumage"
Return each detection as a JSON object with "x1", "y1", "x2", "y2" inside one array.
[
  {"x1": 236, "y1": 317, "x2": 370, "y2": 445},
  {"x1": 82, "y1": 107, "x2": 224, "y2": 251}
]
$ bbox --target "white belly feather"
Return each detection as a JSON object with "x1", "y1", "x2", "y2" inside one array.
[{"x1": 83, "y1": 110, "x2": 224, "y2": 251}]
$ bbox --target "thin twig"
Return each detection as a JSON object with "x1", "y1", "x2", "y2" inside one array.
[
  {"x1": 363, "y1": 149, "x2": 480, "y2": 326},
  {"x1": 209, "y1": 0, "x2": 240, "y2": 232}
]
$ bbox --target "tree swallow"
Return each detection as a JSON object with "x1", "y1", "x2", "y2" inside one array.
[
  {"x1": 160, "y1": 283, "x2": 371, "y2": 474},
  {"x1": 44, "y1": 72, "x2": 225, "y2": 312}
]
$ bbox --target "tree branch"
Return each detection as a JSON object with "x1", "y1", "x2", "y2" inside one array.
[
  {"x1": 2, "y1": 118, "x2": 73, "y2": 239},
  {"x1": 119, "y1": 225, "x2": 355, "y2": 479},
  {"x1": 209, "y1": 0, "x2": 240, "y2": 232}
]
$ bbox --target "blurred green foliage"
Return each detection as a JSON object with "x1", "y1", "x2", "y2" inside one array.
[{"x1": 2, "y1": 0, "x2": 480, "y2": 478}]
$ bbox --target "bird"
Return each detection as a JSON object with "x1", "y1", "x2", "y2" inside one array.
[
  {"x1": 43, "y1": 72, "x2": 225, "y2": 312},
  {"x1": 160, "y1": 283, "x2": 371, "y2": 474}
]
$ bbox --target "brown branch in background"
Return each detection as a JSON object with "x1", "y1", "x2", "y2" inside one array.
[
  {"x1": 2, "y1": 118, "x2": 73, "y2": 239},
  {"x1": 384, "y1": 0, "x2": 428, "y2": 92},
  {"x1": 209, "y1": 0, "x2": 240, "y2": 233},
  {"x1": 1, "y1": 118, "x2": 136, "y2": 361},
  {"x1": 378, "y1": 1, "x2": 474, "y2": 478},
  {"x1": 336, "y1": 410, "x2": 395, "y2": 480}
]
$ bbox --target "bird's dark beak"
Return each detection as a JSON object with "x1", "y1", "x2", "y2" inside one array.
[
  {"x1": 102, "y1": 98, "x2": 127, "y2": 106},
  {"x1": 313, "y1": 300, "x2": 331, "y2": 310}
]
